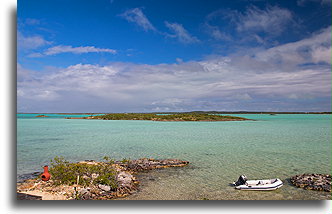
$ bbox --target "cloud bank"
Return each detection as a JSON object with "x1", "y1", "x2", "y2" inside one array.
[{"x1": 17, "y1": 26, "x2": 331, "y2": 113}]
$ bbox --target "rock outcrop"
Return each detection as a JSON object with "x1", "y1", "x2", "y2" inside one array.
[
  {"x1": 17, "y1": 158, "x2": 189, "y2": 200},
  {"x1": 123, "y1": 158, "x2": 190, "y2": 171},
  {"x1": 290, "y1": 174, "x2": 331, "y2": 192}
]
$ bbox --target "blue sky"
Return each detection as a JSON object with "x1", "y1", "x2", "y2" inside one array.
[{"x1": 17, "y1": 0, "x2": 331, "y2": 112}]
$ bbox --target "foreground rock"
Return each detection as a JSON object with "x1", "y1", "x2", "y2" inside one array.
[
  {"x1": 290, "y1": 174, "x2": 331, "y2": 192},
  {"x1": 17, "y1": 158, "x2": 189, "y2": 200},
  {"x1": 123, "y1": 158, "x2": 189, "y2": 171}
]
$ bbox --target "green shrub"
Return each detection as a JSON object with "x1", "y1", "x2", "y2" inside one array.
[
  {"x1": 49, "y1": 156, "x2": 117, "y2": 188},
  {"x1": 93, "y1": 172, "x2": 117, "y2": 189},
  {"x1": 120, "y1": 158, "x2": 130, "y2": 164}
]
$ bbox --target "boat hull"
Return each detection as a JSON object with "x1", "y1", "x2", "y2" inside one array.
[{"x1": 235, "y1": 178, "x2": 283, "y2": 191}]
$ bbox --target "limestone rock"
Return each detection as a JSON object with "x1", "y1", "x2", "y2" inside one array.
[
  {"x1": 98, "y1": 184, "x2": 111, "y2": 192},
  {"x1": 290, "y1": 174, "x2": 331, "y2": 192}
]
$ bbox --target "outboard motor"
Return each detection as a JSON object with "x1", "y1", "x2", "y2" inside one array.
[{"x1": 234, "y1": 175, "x2": 247, "y2": 186}]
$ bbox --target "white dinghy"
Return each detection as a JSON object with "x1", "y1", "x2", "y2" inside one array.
[{"x1": 233, "y1": 175, "x2": 283, "y2": 191}]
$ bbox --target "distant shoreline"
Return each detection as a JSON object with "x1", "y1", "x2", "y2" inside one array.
[{"x1": 17, "y1": 111, "x2": 332, "y2": 114}]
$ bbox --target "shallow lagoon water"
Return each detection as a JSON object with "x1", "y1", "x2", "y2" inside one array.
[{"x1": 17, "y1": 114, "x2": 331, "y2": 200}]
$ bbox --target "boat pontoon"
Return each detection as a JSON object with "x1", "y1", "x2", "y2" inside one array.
[{"x1": 233, "y1": 175, "x2": 283, "y2": 190}]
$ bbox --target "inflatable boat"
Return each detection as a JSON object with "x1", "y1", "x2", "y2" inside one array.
[{"x1": 233, "y1": 175, "x2": 283, "y2": 190}]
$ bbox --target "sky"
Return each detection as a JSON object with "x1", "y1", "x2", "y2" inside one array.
[{"x1": 17, "y1": 0, "x2": 331, "y2": 113}]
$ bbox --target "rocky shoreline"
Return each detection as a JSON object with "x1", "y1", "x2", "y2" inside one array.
[
  {"x1": 290, "y1": 174, "x2": 331, "y2": 192},
  {"x1": 17, "y1": 158, "x2": 189, "y2": 200}
]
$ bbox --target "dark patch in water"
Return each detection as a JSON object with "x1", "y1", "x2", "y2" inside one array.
[
  {"x1": 204, "y1": 153, "x2": 216, "y2": 156},
  {"x1": 284, "y1": 178, "x2": 293, "y2": 185},
  {"x1": 17, "y1": 192, "x2": 42, "y2": 200},
  {"x1": 17, "y1": 171, "x2": 41, "y2": 183},
  {"x1": 27, "y1": 138, "x2": 64, "y2": 142}
]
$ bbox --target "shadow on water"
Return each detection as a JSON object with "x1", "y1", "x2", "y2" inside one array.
[
  {"x1": 284, "y1": 178, "x2": 293, "y2": 185},
  {"x1": 9, "y1": 6, "x2": 327, "y2": 211}
]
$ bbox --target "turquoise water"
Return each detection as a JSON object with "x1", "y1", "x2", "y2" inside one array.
[{"x1": 17, "y1": 114, "x2": 331, "y2": 200}]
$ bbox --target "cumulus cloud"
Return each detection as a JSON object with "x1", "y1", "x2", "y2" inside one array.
[
  {"x1": 119, "y1": 8, "x2": 156, "y2": 32},
  {"x1": 165, "y1": 21, "x2": 200, "y2": 44},
  {"x1": 311, "y1": 46, "x2": 331, "y2": 64},
  {"x1": 253, "y1": 26, "x2": 331, "y2": 65},
  {"x1": 17, "y1": 61, "x2": 330, "y2": 112},
  {"x1": 17, "y1": 27, "x2": 331, "y2": 112}
]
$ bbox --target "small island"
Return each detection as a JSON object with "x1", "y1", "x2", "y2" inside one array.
[
  {"x1": 35, "y1": 115, "x2": 49, "y2": 118},
  {"x1": 67, "y1": 113, "x2": 251, "y2": 121}
]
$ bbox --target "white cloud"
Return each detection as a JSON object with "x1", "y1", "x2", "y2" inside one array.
[
  {"x1": 17, "y1": 62, "x2": 330, "y2": 112},
  {"x1": 18, "y1": 27, "x2": 331, "y2": 112},
  {"x1": 204, "y1": 6, "x2": 297, "y2": 44},
  {"x1": 44, "y1": 45, "x2": 117, "y2": 55},
  {"x1": 165, "y1": 21, "x2": 199, "y2": 44},
  {"x1": 25, "y1": 18, "x2": 41, "y2": 25},
  {"x1": 254, "y1": 26, "x2": 331, "y2": 65},
  {"x1": 18, "y1": 32, "x2": 51, "y2": 50},
  {"x1": 311, "y1": 46, "x2": 331, "y2": 64},
  {"x1": 28, "y1": 45, "x2": 117, "y2": 57},
  {"x1": 27, "y1": 53, "x2": 44, "y2": 58},
  {"x1": 120, "y1": 8, "x2": 200, "y2": 44},
  {"x1": 18, "y1": 59, "x2": 330, "y2": 111},
  {"x1": 236, "y1": 5, "x2": 294, "y2": 36},
  {"x1": 17, "y1": 64, "x2": 119, "y2": 101},
  {"x1": 204, "y1": 23, "x2": 231, "y2": 41},
  {"x1": 297, "y1": 0, "x2": 331, "y2": 6},
  {"x1": 119, "y1": 8, "x2": 156, "y2": 32},
  {"x1": 17, "y1": 63, "x2": 34, "y2": 82}
]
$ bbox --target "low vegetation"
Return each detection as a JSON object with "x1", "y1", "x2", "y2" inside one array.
[
  {"x1": 49, "y1": 156, "x2": 117, "y2": 189},
  {"x1": 89, "y1": 113, "x2": 249, "y2": 121},
  {"x1": 18, "y1": 157, "x2": 190, "y2": 200}
]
